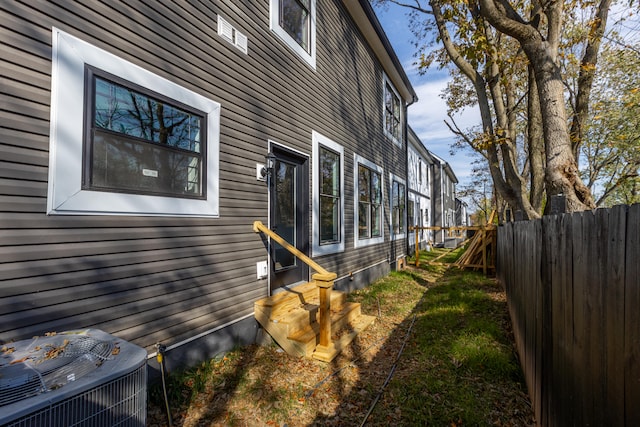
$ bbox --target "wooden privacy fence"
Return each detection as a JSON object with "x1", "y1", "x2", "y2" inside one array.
[{"x1": 497, "y1": 204, "x2": 640, "y2": 426}]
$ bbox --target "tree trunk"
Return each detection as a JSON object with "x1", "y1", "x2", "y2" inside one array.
[
  {"x1": 478, "y1": 0, "x2": 596, "y2": 212},
  {"x1": 431, "y1": 0, "x2": 541, "y2": 218},
  {"x1": 530, "y1": 47, "x2": 596, "y2": 211},
  {"x1": 527, "y1": 65, "x2": 545, "y2": 213}
]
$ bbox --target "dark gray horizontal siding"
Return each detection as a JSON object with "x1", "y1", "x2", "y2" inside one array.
[
  {"x1": 0, "y1": 249, "x2": 267, "y2": 300},
  {"x1": 0, "y1": 235, "x2": 263, "y2": 278},
  {"x1": 0, "y1": 234, "x2": 261, "y2": 264},
  {"x1": 0, "y1": 0, "x2": 408, "y2": 355},
  {"x1": 0, "y1": 133, "x2": 49, "y2": 159},
  {"x1": 2, "y1": 278, "x2": 263, "y2": 351},
  {"x1": 0, "y1": 224, "x2": 255, "y2": 246},
  {"x1": 0, "y1": 161, "x2": 48, "y2": 182}
]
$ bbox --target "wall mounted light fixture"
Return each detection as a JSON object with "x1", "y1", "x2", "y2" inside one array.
[{"x1": 261, "y1": 152, "x2": 276, "y2": 180}]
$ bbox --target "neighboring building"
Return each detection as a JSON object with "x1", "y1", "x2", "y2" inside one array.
[
  {"x1": 430, "y1": 154, "x2": 459, "y2": 244},
  {"x1": 407, "y1": 126, "x2": 434, "y2": 251},
  {"x1": 455, "y1": 197, "x2": 469, "y2": 227},
  {"x1": 0, "y1": 1, "x2": 416, "y2": 370}
]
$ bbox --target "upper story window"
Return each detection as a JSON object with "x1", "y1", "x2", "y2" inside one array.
[
  {"x1": 354, "y1": 154, "x2": 384, "y2": 248},
  {"x1": 87, "y1": 70, "x2": 205, "y2": 199},
  {"x1": 270, "y1": 0, "x2": 316, "y2": 68},
  {"x1": 383, "y1": 76, "x2": 402, "y2": 146},
  {"x1": 48, "y1": 29, "x2": 220, "y2": 217},
  {"x1": 312, "y1": 131, "x2": 344, "y2": 255}
]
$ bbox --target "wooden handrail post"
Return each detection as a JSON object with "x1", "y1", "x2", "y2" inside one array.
[
  {"x1": 414, "y1": 226, "x2": 420, "y2": 267},
  {"x1": 314, "y1": 273, "x2": 334, "y2": 348}
]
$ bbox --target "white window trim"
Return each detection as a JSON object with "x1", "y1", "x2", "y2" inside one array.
[
  {"x1": 47, "y1": 28, "x2": 220, "y2": 217},
  {"x1": 389, "y1": 173, "x2": 407, "y2": 240},
  {"x1": 269, "y1": 0, "x2": 316, "y2": 69},
  {"x1": 312, "y1": 131, "x2": 344, "y2": 256},
  {"x1": 383, "y1": 73, "x2": 403, "y2": 147},
  {"x1": 354, "y1": 154, "x2": 385, "y2": 248},
  {"x1": 408, "y1": 192, "x2": 416, "y2": 242}
]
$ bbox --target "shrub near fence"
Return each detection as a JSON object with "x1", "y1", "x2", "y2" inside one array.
[{"x1": 497, "y1": 204, "x2": 640, "y2": 427}]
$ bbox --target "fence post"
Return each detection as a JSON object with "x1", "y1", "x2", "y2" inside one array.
[{"x1": 550, "y1": 194, "x2": 566, "y2": 215}]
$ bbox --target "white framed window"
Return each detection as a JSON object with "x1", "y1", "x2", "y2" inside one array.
[
  {"x1": 383, "y1": 74, "x2": 403, "y2": 146},
  {"x1": 408, "y1": 198, "x2": 415, "y2": 230},
  {"x1": 47, "y1": 28, "x2": 221, "y2": 217},
  {"x1": 270, "y1": 0, "x2": 316, "y2": 68},
  {"x1": 390, "y1": 173, "x2": 406, "y2": 239},
  {"x1": 312, "y1": 131, "x2": 344, "y2": 255},
  {"x1": 354, "y1": 154, "x2": 384, "y2": 248}
]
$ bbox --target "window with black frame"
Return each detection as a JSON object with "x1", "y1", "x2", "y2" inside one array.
[
  {"x1": 319, "y1": 145, "x2": 340, "y2": 244},
  {"x1": 392, "y1": 180, "x2": 406, "y2": 235},
  {"x1": 280, "y1": 0, "x2": 311, "y2": 53},
  {"x1": 384, "y1": 82, "x2": 401, "y2": 143},
  {"x1": 86, "y1": 69, "x2": 205, "y2": 199},
  {"x1": 358, "y1": 164, "x2": 382, "y2": 240}
]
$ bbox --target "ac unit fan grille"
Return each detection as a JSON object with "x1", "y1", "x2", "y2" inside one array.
[
  {"x1": 1, "y1": 335, "x2": 114, "y2": 407},
  {"x1": 0, "y1": 329, "x2": 147, "y2": 427}
]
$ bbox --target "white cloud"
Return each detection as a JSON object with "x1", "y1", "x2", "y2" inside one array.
[
  {"x1": 409, "y1": 78, "x2": 480, "y2": 140},
  {"x1": 406, "y1": 78, "x2": 481, "y2": 182}
]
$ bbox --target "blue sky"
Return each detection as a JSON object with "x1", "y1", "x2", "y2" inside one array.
[{"x1": 371, "y1": 3, "x2": 481, "y2": 186}]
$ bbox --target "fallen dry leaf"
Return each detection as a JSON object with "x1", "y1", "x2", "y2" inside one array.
[
  {"x1": 10, "y1": 356, "x2": 29, "y2": 365},
  {"x1": 1, "y1": 346, "x2": 16, "y2": 355}
]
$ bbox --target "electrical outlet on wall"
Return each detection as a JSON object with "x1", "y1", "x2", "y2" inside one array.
[
  {"x1": 256, "y1": 163, "x2": 266, "y2": 181},
  {"x1": 256, "y1": 261, "x2": 268, "y2": 279}
]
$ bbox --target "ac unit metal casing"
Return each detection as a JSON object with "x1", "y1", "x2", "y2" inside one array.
[{"x1": 0, "y1": 329, "x2": 147, "y2": 427}]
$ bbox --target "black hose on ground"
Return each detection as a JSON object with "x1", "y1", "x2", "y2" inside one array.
[{"x1": 359, "y1": 313, "x2": 417, "y2": 427}]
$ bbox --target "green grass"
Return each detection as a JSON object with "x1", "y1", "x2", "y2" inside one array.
[
  {"x1": 147, "y1": 253, "x2": 532, "y2": 426},
  {"x1": 372, "y1": 263, "x2": 527, "y2": 426},
  {"x1": 350, "y1": 270, "x2": 428, "y2": 317}
]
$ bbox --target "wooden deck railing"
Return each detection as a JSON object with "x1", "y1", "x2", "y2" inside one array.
[
  {"x1": 409, "y1": 225, "x2": 497, "y2": 274},
  {"x1": 252, "y1": 220, "x2": 337, "y2": 352}
]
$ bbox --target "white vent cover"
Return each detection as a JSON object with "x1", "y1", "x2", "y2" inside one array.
[
  {"x1": 217, "y1": 15, "x2": 248, "y2": 54},
  {"x1": 234, "y1": 31, "x2": 248, "y2": 54},
  {"x1": 0, "y1": 329, "x2": 147, "y2": 427},
  {"x1": 217, "y1": 15, "x2": 234, "y2": 43}
]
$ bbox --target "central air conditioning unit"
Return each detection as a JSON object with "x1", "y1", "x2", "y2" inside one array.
[{"x1": 0, "y1": 329, "x2": 147, "y2": 427}]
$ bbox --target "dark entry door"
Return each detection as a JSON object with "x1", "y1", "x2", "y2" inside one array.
[{"x1": 270, "y1": 147, "x2": 309, "y2": 292}]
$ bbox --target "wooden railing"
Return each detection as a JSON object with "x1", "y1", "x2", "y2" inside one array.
[
  {"x1": 409, "y1": 225, "x2": 496, "y2": 274},
  {"x1": 252, "y1": 220, "x2": 337, "y2": 352}
]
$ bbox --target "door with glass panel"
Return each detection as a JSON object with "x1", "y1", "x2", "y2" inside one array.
[{"x1": 269, "y1": 147, "x2": 309, "y2": 291}]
